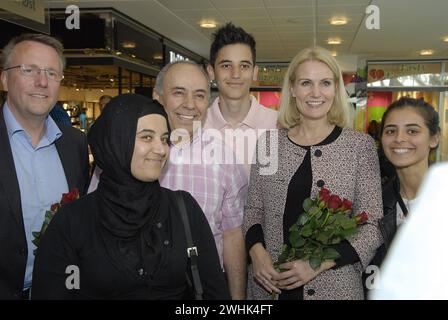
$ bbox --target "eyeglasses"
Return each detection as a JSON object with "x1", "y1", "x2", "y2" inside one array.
[{"x1": 3, "y1": 64, "x2": 64, "y2": 82}]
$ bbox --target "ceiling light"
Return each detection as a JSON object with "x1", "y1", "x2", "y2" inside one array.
[
  {"x1": 327, "y1": 38, "x2": 342, "y2": 45},
  {"x1": 100, "y1": 89, "x2": 104, "y2": 92},
  {"x1": 153, "y1": 53, "x2": 163, "y2": 60},
  {"x1": 331, "y1": 51, "x2": 337, "y2": 57},
  {"x1": 115, "y1": 51, "x2": 122, "y2": 55},
  {"x1": 420, "y1": 49, "x2": 434, "y2": 56},
  {"x1": 200, "y1": 20, "x2": 216, "y2": 28},
  {"x1": 330, "y1": 17, "x2": 347, "y2": 25},
  {"x1": 110, "y1": 78, "x2": 114, "y2": 82},
  {"x1": 131, "y1": 54, "x2": 136, "y2": 58},
  {"x1": 122, "y1": 41, "x2": 136, "y2": 49},
  {"x1": 443, "y1": 36, "x2": 448, "y2": 42}
]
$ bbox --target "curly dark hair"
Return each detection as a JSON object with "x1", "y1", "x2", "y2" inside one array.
[{"x1": 209, "y1": 22, "x2": 256, "y2": 67}]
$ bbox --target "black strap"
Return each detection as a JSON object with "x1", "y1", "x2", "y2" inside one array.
[
  {"x1": 175, "y1": 191, "x2": 203, "y2": 300},
  {"x1": 396, "y1": 193, "x2": 409, "y2": 217}
]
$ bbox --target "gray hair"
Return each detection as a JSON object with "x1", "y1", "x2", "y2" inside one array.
[
  {"x1": 154, "y1": 60, "x2": 210, "y2": 96},
  {"x1": 1, "y1": 33, "x2": 66, "y2": 70}
]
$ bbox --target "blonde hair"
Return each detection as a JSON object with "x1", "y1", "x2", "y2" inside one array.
[{"x1": 278, "y1": 46, "x2": 350, "y2": 129}]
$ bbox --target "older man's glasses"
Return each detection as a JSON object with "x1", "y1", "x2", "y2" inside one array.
[{"x1": 3, "y1": 64, "x2": 64, "y2": 82}]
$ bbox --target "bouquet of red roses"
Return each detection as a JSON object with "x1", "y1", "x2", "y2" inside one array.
[
  {"x1": 32, "y1": 188, "x2": 79, "y2": 255},
  {"x1": 276, "y1": 187, "x2": 368, "y2": 270}
]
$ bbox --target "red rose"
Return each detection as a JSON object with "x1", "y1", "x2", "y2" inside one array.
[
  {"x1": 319, "y1": 187, "x2": 330, "y2": 198},
  {"x1": 355, "y1": 211, "x2": 368, "y2": 224},
  {"x1": 327, "y1": 195, "x2": 342, "y2": 211},
  {"x1": 50, "y1": 203, "x2": 61, "y2": 212},
  {"x1": 341, "y1": 198, "x2": 352, "y2": 212},
  {"x1": 61, "y1": 188, "x2": 79, "y2": 205},
  {"x1": 321, "y1": 193, "x2": 331, "y2": 204}
]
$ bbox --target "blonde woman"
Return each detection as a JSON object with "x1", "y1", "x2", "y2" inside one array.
[{"x1": 243, "y1": 47, "x2": 382, "y2": 300}]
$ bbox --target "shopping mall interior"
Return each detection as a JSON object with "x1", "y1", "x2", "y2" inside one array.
[{"x1": 0, "y1": 0, "x2": 447, "y2": 161}]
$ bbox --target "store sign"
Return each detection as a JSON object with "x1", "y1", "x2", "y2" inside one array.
[
  {"x1": 257, "y1": 66, "x2": 287, "y2": 87},
  {"x1": 0, "y1": 0, "x2": 45, "y2": 24},
  {"x1": 367, "y1": 63, "x2": 441, "y2": 83},
  {"x1": 169, "y1": 51, "x2": 189, "y2": 63}
]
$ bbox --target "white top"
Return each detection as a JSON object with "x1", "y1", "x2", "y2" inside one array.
[
  {"x1": 396, "y1": 197, "x2": 418, "y2": 226},
  {"x1": 371, "y1": 163, "x2": 448, "y2": 299}
]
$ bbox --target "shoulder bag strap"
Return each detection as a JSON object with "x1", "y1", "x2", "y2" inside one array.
[{"x1": 175, "y1": 191, "x2": 203, "y2": 300}]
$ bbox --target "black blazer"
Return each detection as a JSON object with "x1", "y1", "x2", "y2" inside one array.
[{"x1": 0, "y1": 106, "x2": 90, "y2": 299}]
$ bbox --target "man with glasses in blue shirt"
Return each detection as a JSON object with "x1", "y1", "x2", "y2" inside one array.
[{"x1": 0, "y1": 34, "x2": 89, "y2": 299}]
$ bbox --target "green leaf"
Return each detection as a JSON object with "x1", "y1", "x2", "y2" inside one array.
[
  {"x1": 309, "y1": 256, "x2": 322, "y2": 270},
  {"x1": 32, "y1": 239, "x2": 39, "y2": 247},
  {"x1": 298, "y1": 214, "x2": 309, "y2": 226},
  {"x1": 300, "y1": 225, "x2": 313, "y2": 237},
  {"x1": 322, "y1": 247, "x2": 341, "y2": 260},
  {"x1": 289, "y1": 223, "x2": 299, "y2": 232},
  {"x1": 289, "y1": 230, "x2": 301, "y2": 247},
  {"x1": 340, "y1": 218, "x2": 356, "y2": 230},
  {"x1": 341, "y1": 228, "x2": 357, "y2": 239},
  {"x1": 316, "y1": 231, "x2": 332, "y2": 244},
  {"x1": 303, "y1": 198, "x2": 313, "y2": 211}
]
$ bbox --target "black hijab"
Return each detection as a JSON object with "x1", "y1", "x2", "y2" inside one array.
[{"x1": 88, "y1": 93, "x2": 170, "y2": 239}]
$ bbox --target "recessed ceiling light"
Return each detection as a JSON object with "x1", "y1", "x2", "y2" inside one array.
[
  {"x1": 420, "y1": 49, "x2": 434, "y2": 56},
  {"x1": 110, "y1": 78, "x2": 114, "y2": 82},
  {"x1": 327, "y1": 38, "x2": 342, "y2": 45},
  {"x1": 331, "y1": 51, "x2": 337, "y2": 57},
  {"x1": 115, "y1": 51, "x2": 122, "y2": 55},
  {"x1": 200, "y1": 20, "x2": 217, "y2": 28},
  {"x1": 330, "y1": 17, "x2": 347, "y2": 25},
  {"x1": 122, "y1": 41, "x2": 136, "y2": 49},
  {"x1": 153, "y1": 53, "x2": 163, "y2": 60}
]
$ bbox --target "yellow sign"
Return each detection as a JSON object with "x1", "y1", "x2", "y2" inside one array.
[{"x1": 0, "y1": 0, "x2": 45, "y2": 24}]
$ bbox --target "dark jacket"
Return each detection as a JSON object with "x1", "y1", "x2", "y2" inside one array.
[
  {"x1": 31, "y1": 190, "x2": 230, "y2": 300},
  {"x1": 370, "y1": 176, "x2": 401, "y2": 268},
  {"x1": 0, "y1": 106, "x2": 89, "y2": 299},
  {"x1": 363, "y1": 176, "x2": 401, "y2": 297}
]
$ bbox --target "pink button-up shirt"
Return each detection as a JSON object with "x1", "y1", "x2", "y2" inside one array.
[
  {"x1": 204, "y1": 96, "x2": 278, "y2": 178},
  {"x1": 159, "y1": 129, "x2": 248, "y2": 267}
]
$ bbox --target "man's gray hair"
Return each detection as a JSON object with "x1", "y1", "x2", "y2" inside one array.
[{"x1": 154, "y1": 60, "x2": 210, "y2": 96}]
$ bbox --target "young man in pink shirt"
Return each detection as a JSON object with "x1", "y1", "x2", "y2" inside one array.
[{"x1": 205, "y1": 23, "x2": 278, "y2": 177}]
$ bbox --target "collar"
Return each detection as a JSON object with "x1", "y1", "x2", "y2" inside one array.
[
  {"x1": 3, "y1": 102, "x2": 62, "y2": 145},
  {"x1": 208, "y1": 95, "x2": 261, "y2": 130}
]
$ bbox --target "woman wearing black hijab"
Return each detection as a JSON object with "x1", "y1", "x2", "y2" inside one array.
[{"x1": 32, "y1": 94, "x2": 229, "y2": 299}]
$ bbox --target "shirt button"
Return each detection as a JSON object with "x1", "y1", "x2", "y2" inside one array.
[
  {"x1": 164, "y1": 240, "x2": 170, "y2": 246},
  {"x1": 156, "y1": 222, "x2": 162, "y2": 229},
  {"x1": 307, "y1": 289, "x2": 315, "y2": 296},
  {"x1": 316, "y1": 180, "x2": 325, "y2": 188},
  {"x1": 314, "y1": 149, "x2": 322, "y2": 157}
]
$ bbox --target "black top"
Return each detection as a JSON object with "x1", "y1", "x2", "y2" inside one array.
[
  {"x1": 246, "y1": 126, "x2": 359, "y2": 300},
  {"x1": 31, "y1": 189, "x2": 230, "y2": 300}
]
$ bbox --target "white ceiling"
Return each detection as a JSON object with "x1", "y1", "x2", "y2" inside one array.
[{"x1": 47, "y1": 0, "x2": 448, "y2": 65}]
